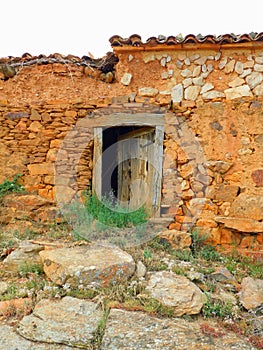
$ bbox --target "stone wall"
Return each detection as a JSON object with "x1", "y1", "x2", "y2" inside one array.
[{"x1": 0, "y1": 44, "x2": 262, "y2": 251}]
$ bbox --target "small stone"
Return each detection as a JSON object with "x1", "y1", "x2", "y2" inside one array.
[
  {"x1": 195, "y1": 56, "x2": 207, "y2": 65},
  {"x1": 181, "y1": 69, "x2": 192, "y2": 78},
  {"x1": 240, "y1": 68, "x2": 252, "y2": 78},
  {"x1": 121, "y1": 73, "x2": 132, "y2": 86},
  {"x1": 0, "y1": 282, "x2": 8, "y2": 295},
  {"x1": 239, "y1": 277, "x2": 263, "y2": 310},
  {"x1": 192, "y1": 65, "x2": 201, "y2": 77},
  {"x1": 218, "y1": 57, "x2": 228, "y2": 69},
  {"x1": 160, "y1": 57, "x2": 167, "y2": 67},
  {"x1": 192, "y1": 76, "x2": 204, "y2": 86},
  {"x1": 171, "y1": 83, "x2": 183, "y2": 103},
  {"x1": 146, "y1": 271, "x2": 206, "y2": 316},
  {"x1": 200, "y1": 83, "x2": 214, "y2": 94},
  {"x1": 228, "y1": 77, "x2": 245, "y2": 88},
  {"x1": 224, "y1": 59, "x2": 235, "y2": 73},
  {"x1": 136, "y1": 261, "x2": 147, "y2": 278},
  {"x1": 245, "y1": 72, "x2": 263, "y2": 89},
  {"x1": 182, "y1": 78, "x2": 192, "y2": 88},
  {"x1": 202, "y1": 91, "x2": 225, "y2": 99},
  {"x1": 184, "y1": 86, "x2": 201, "y2": 101},
  {"x1": 235, "y1": 61, "x2": 244, "y2": 74},
  {"x1": 254, "y1": 64, "x2": 263, "y2": 72},
  {"x1": 184, "y1": 58, "x2": 191, "y2": 66},
  {"x1": 138, "y1": 87, "x2": 158, "y2": 97},
  {"x1": 251, "y1": 169, "x2": 263, "y2": 186},
  {"x1": 224, "y1": 85, "x2": 252, "y2": 100}
]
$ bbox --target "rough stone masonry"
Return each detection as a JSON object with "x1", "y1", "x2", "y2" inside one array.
[{"x1": 0, "y1": 33, "x2": 263, "y2": 252}]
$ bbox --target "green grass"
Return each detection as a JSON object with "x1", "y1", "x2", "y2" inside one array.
[
  {"x1": 18, "y1": 262, "x2": 44, "y2": 277},
  {"x1": 0, "y1": 174, "x2": 25, "y2": 197},
  {"x1": 84, "y1": 191, "x2": 149, "y2": 228},
  {"x1": 202, "y1": 292, "x2": 234, "y2": 319}
]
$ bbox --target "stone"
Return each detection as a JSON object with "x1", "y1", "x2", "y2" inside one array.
[
  {"x1": 218, "y1": 57, "x2": 228, "y2": 69},
  {"x1": 202, "y1": 91, "x2": 225, "y2": 99},
  {"x1": 192, "y1": 65, "x2": 201, "y2": 77},
  {"x1": 171, "y1": 83, "x2": 183, "y2": 103},
  {"x1": 215, "y1": 216, "x2": 263, "y2": 233},
  {"x1": 224, "y1": 85, "x2": 253, "y2": 100},
  {"x1": 209, "y1": 267, "x2": 236, "y2": 282},
  {"x1": 184, "y1": 86, "x2": 201, "y2": 101},
  {"x1": 30, "y1": 109, "x2": 41, "y2": 121},
  {"x1": 200, "y1": 83, "x2": 214, "y2": 94},
  {"x1": 254, "y1": 64, "x2": 263, "y2": 72},
  {"x1": 138, "y1": 87, "x2": 158, "y2": 97},
  {"x1": 182, "y1": 78, "x2": 192, "y2": 88},
  {"x1": 121, "y1": 73, "x2": 132, "y2": 86},
  {"x1": 192, "y1": 76, "x2": 204, "y2": 86},
  {"x1": 16, "y1": 296, "x2": 104, "y2": 348},
  {"x1": 245, "y1": 72, "x2": 263, "y2": 89},
  {"x1": 206, "y1": 160, "x2": 233, "y2": 174},
  {"x1": 101, "y1": 308, "x2": 253, "y2": 350},
  {"x1": 158, "y1": 230, "x2": 191, "y2": 250},
  {"x1": 254, "y1": 82, "x2": 263, "y2": 95},
  {"x1": 235, "y1": 61, "x2": 244, "y2": 74},
  {"x1": 195, "y1": 56, "x2": 207, "y2": 65},
  {"x1": 28, "y1": 163, "x2": 54, "y2": 175},
  {"x1": 28, "y1": 121, "x2": 43, "y2": 132},
  {"x1": 3, "y1": 241, "x2": 44, "y2": 272},
  {"x1": 214, "y1": 184, "x2": 239, "y2": 201},
  {"x1": 136, "y1": 260, "x2": 147, "y2": 278},
  {"x1": 228, "y1": 77, "x2": 245, "y2": 88},
  {"x1": 251, "y1": 169, "x2": 263, "y2": 186},
  {"x1": 39, "y1": 243, "x2": 135, "y2": 288},
  {"x1": 238, "y1": 277, "x2": 263, "y2": 310},
  {"x1": 145, "y1": 271, "x2": 206, "y2": 316},
  {"x1": 181, "y1": 68, "x2": 192, "y2": 78},
  {"x1": 240, "y1": 68, "x2": 252, "y2": 78},
  {"x1": 224, "y1": 59, "x2": 235, "y2": 73},
  {"x1": 0, "y1": 282, "x2": 8, "y2": 294},
  {"x1": 229, "y1": 194, "x2": 263, "y2": 221},
  {"x1": 0, "y1": 298, "x2": 33, "y2": 316}
]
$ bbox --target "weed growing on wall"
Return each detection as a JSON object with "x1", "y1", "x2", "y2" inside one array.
[{"x1": 0, "y1": 174, "x2": 25, "y2": 197}]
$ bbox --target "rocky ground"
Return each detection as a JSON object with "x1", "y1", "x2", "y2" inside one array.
[{"x1": 0, "y1": 223, "x2": 262, "y2": 349}]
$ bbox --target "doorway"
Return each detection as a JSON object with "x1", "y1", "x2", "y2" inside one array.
[{"x1": 92, "y1": 122, "x2": 164, "y2": 217}]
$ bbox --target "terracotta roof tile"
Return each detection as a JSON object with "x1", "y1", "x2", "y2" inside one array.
[{"x1": 109, "y1": 32, "x2": 263, "y2": 47}]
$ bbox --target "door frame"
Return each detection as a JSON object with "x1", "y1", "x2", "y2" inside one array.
[{"x1": 92, "y1": 113, "x2": 165, "y2": 217}]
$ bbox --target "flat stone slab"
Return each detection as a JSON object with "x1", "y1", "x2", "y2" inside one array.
[
  {"x1": 16, "y1": 296, "x2": 104, "y2": 348},
  {"x1": 0, "y1": 325, "x2": 77, "y2": 349},
  {"x1": 39, "y1": 243, "x2": 135, "y2": 288},
  {"x1": 102, "y1": 309, "x2": 256, "y2": 349}
]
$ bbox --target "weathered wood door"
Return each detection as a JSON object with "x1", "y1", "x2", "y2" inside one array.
[{"x1": 117, "y1": 126, "x2": 164, "y2": 216}]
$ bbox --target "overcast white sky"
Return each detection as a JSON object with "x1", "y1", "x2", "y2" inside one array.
[{"x1": 1, "y1": 0, "x2": 262, "y2": 59}]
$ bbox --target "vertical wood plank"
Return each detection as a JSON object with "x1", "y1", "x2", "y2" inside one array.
[{"x1": 92, "y1": 127, "x2": 103, "y2": 199}]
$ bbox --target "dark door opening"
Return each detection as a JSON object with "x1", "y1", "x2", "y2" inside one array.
[
  {"x1": 101, "y1": 126, "x2": 142, "y2": 199},
  {"x1": 93, "y1": 122, "x2": 164, "y2": 217}
]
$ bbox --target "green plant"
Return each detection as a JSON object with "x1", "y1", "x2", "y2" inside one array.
[
  {"x1": 84, "y1": 191, "x2": 149, "y2": 228},
  {"x1": 138, "y1": 296, "x2": 175, "y2": 317},
  {"x1": 0, "y1": 174, "x2": 25, "y2": 197},
  {"x1": 172, "y1": 249, "x2": 194, "y2": 262},
  {"x1": 171, "y1": 266, "x2": 188, "y2": 276},
  {"x1": 18, "y1": 262, "x2": 44, "y2": 277},
  {"x1": 91, "y1": 308, "x2": 110, "y2": 349},
  {"x1": 190, "y1": 228, "x2": 209, "y2": 257},
  {"x1": 198, "y1": 245, "x2": 222, "y2": 261},
  {"x1": 202, "y1": 292, "x2": 234, "y2": 319}
]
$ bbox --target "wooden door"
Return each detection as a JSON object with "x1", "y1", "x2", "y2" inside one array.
[{"x1": 117, "y1": 126, "x2": 163, "y2": 216}]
